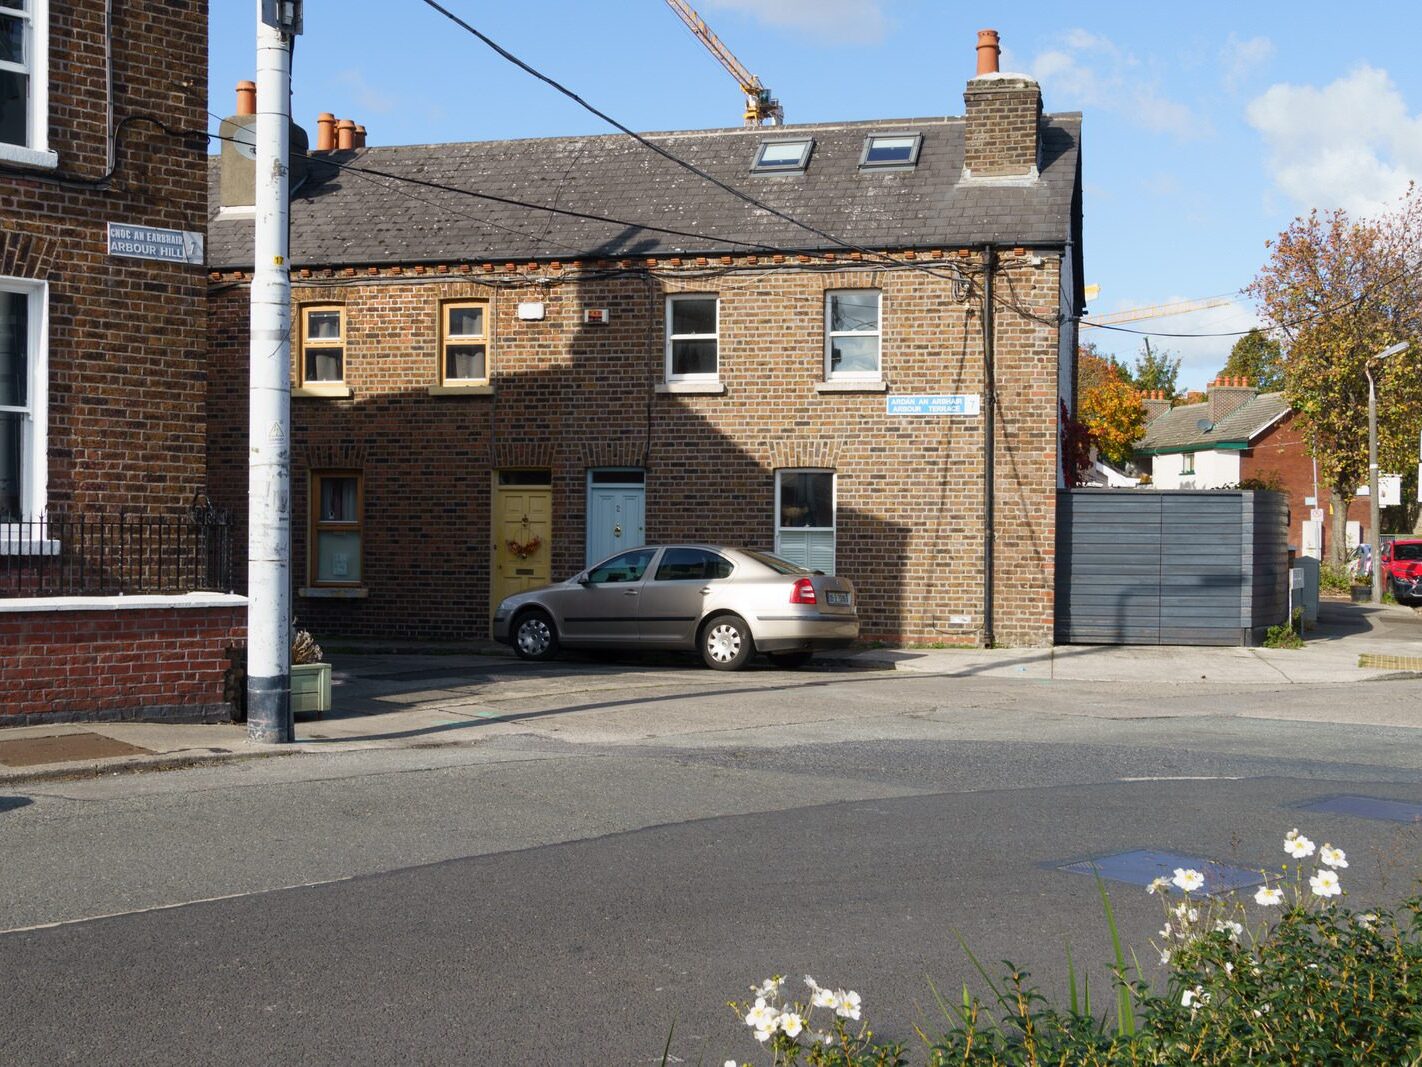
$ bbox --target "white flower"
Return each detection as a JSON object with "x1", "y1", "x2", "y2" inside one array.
[
  {"x1": 1320, "y1": 844, "x2": 1348, "y2": 869},
  {"x1": 1356, "y1": 912, "x2": 1378, "y2": 930},
  {"x1": 753, "y1": 977, "x2": 784, "y2": 999},
  {"x1": 1254, "y1": 885, "x2": 1284, "y2": 906},
  {"x1": 745, "y1": 998, "x2": 778, "y2": 1031},
  {"x1": 811, "y1": 986, "x2": 837, "y2": 1009},
  {"x1": 1284, "y1": 831, "x2": 1315, "y2": 859},
  {"x1": 1159, "y1": 949, "x2": 1171, "y2": 965},
  {"x1": 1215, "y1": 920, "x2": 1244, "y2": 941},
  {"x1": 804, "y1": 975, "x2": 821, "y2": 992},
  {"x1": 778, "y1": 1012, "x2": 804, "y2": 1038},
  {"x1": 1224, "y1": 962, "x2": 1234, "y2": 976},
  {"x1": 833, "y1": 990, "x2": 862, "y2": 1021},
  {"x1": 1310, "y1": 870, "x2": 1342, "y2": 898},
  {"x1": 1181, "y1": 985, "x2": 1207, "y2": 1008},
  {"x1": 1172, "y1": 868, "x2": 1205, "y2": 893},
  {"x1": 813, "y1": 1030, "x2": 834, "y2": 1046},
  {"x1": 725, "y1": 1062, "x2": 738, "y2": 1067},
  {"x1": 754, "y1": 1026, "x2": 774, "y2": 1044},
  {"x1": 1253, "y1": 1002, "x2": 1272, "y2": 1018},
  {"x1": 1147, "y1": 876, "x2": 1171, "y2": 895}
]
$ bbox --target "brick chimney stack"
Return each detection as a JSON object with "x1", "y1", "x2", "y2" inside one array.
[
  {"x1": 963, "y1": 29, "x2": 1042, "y2": 181},
  {"x1": 1141, "y1": 389, "x2": 1172, "y2": 423},
  {"x1": 1207, "y1": 376, "x2": 1255, "y2": 423}
]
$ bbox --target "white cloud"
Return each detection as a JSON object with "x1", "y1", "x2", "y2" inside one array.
[
  {"x1": 702, "y1": 0, "x2": 887, "y2": 45},
  {"x1": 335, "y1": 68, "x2": 396, "y2": 116},
  {"x1": 1247, "y1": 65, "x2": 1422, "y2": 216},
  {"x1": 1087, "y1": 299, "x2": 1263, "y2": 391},
  {"x1": 1007, "y1": 31, "x2": 1209, "y2": 140},
  {"x1": 1220, "y1": 33, "x2": 1274, "y2": 92}
]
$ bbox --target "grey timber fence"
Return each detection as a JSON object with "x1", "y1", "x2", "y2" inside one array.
[{"x1": 1055, "y1": 489, "x2": 1289, "y2": 646}]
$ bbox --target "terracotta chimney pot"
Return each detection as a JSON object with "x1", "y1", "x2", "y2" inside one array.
[
  {"x1": 336, "y1": 119, "x2": 356, "y2": 151},
  {"x1": 976, "y1": 29, "x2": 1000, "y2": 76},
  {"x1": 236, "y1": 80, "x2": 256, "y2": 116},
  {"x1": 353, "y1": 124, "x2": 367, "y2": 149},
  {"x1": 316, "y1": 112, "x2": 336, "y2": 152}
]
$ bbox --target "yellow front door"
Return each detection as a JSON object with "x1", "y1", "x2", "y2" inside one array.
[{"x1": 492, "y1": 480, "x2": 552, "y2": 616}]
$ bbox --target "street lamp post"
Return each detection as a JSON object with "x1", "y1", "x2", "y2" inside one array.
[{"x1": 1366, "y1": 341, "x2": 1409, "y2": 604}]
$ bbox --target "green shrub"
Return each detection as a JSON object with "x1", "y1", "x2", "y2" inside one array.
[{"x1": 1319, "y1": 563, "x2": 1353, "y2": 594}]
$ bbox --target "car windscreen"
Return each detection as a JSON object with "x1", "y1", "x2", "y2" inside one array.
[
  {"x1": 740, "y1": 549, "x2": 810, "y2": 575},
  {"x1": 1393, "y1": 543, "x2": 1422, "y2": 561}
]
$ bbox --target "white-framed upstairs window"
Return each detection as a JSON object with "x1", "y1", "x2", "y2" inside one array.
[
  {"x1": 825, "y1": 289, "x2": 881, "y2": 381},
  {"x1": 775, "y1": 469, "x2": 835, "y2": 575},
  {"x1": 665, "y1": 294, "x2": 719, "y2": 382},
  {"x1": 0, "y1": 0, "x2": 54, "y2": 169},
  {"x1": 0, "y1": 277, "x2": 47, "y2": 531}
]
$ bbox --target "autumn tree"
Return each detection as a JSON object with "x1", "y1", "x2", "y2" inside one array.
[
  {"x1": 1220, "y1": 328, "x2": 1284, "y2": 391},
  {"x1": 1127, "y1": 340, "x2": 1182, "y2": 397},
  {"x1": 1077, "y1": 345, "x2": 1146, "y2": 469},
  {"x1": 1248, "y1": 185, "x2": 1422, "y2": 561}
]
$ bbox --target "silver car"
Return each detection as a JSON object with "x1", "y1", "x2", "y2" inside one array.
[{"x1": 492, "y1": 544, "x2": 858, "y2": 670}]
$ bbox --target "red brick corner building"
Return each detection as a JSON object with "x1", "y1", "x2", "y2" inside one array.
[{"x1": 207, "y1": 30, "x2": 1085, "y2": 649}]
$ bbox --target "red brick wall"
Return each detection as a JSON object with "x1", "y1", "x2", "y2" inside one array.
[
  {"x1": 0, "y1": 605, "x2": 244, "y2": 723},
  {"x1": 208, "y1": 251, "x2": 1063, "y2": 647},
  {"x1": 1240, "y1": 411, "x2": 1369, "y2": 553},
  {"x1": 2, "y1": 0, "x2": 210, "y2": 516}
]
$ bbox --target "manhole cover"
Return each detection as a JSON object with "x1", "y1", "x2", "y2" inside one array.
[
  {"x1": 1057, "y1": 849, "x2": 1264, "y2": 893},
  {"x1": 1299, "y1": 795, "x2": 1422, "y2": 824},
  {"x1": 0, "y1": 732, "x2": 153, "y2": 767}
]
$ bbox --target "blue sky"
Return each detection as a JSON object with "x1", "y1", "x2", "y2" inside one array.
[{"x1": 210, "y1": 1, "x2": 1422, "y2": 389}]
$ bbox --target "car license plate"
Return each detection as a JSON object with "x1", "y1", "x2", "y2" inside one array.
[{"x1": 826, "y1": 591, "x2": 851, "y2": 606}]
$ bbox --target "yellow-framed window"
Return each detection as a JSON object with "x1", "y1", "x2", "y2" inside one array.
[
  {"x1": 440, "y1": 300, "x2": 489, "y2": 384},
  {"x1": 310, "y1": 470, "x2": 363, "y2": 586},
  {"x1": 300, "y1": 305, "x2": 345, "y2": 384}
]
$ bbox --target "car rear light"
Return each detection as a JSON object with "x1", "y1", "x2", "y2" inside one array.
[{"x1": 790, "y1": 577, "x2": 817, "y2": 604}]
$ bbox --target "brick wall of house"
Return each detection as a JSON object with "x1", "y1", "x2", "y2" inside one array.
[
  {"x1": 0, "y1": 604, "x2": 244, "y2": 723},
  {"x1": 1240, "y1": 412, "x2": 1370, "y2": 554},
  {"x1": 963, "y1": 78, "x2": 1041, "y2": 178},
  {"x1": 208, "y1": 250, "x2": 1064, "y2": 647},
  {"x1": 2, "y1": 0, "x2": 210, "y2": 516}
]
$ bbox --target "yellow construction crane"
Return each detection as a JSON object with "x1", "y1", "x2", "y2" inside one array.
[
  {"x1": 1082, "y1": 295, "x2": 1233, "y2": 327},
  {"x1": 664, "y1": 0, "x2": 783, "y2": 126}
]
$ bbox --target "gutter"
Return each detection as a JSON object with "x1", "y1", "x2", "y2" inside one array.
[{"x1": 982, "y1": 245, "x2": 996, "y2": 649}]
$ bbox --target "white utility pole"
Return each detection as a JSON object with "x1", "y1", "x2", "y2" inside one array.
[
  {"x1": 247, "y1": 0, "x2": 302, "y2": 743},
  {"x1": 1366, "y1": 341, "x2": 1408, "y2": 605}
]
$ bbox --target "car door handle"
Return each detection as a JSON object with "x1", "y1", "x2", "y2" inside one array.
[
  {"x1": 623, "y1": 590, "x2": 639, "y2": 597},
  {"x1": 700, "y1": 587, "x2": 712, "y2": 595}
]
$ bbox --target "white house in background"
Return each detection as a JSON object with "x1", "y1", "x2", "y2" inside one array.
[{"x1": 1136, "y1": 378, "x2": 1289, "y2": 490}]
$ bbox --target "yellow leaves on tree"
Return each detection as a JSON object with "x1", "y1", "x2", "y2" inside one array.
[{"x1": 1078, "y1": 348, "x2": 1146, "y2": 468}]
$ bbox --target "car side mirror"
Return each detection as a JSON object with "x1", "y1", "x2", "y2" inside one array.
[{"x1": 576, "y1": 574, "x2": 591, "y2": 586}]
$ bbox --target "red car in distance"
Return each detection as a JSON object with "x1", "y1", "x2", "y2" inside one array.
[{"x1": 1380, "y1": 538, "x2": 1422, "y2": 605}]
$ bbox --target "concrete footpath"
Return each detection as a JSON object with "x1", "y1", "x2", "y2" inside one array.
[{"x1": 1, "y1": 599, "x2": 1417, "y2": 784}]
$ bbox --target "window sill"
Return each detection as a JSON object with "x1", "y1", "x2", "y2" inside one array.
[
  {"x1": 816, "y1": 379, "x2": 888, "y2": 393},
  {"x1": 298, "y1": 586, "x2": 369, "y2": 599},
  {"x1": 0, "y1": 534, "x2": 61, "y2": 557},
  {"x1": 656, "y1": 381, "x2": 726, "y2": 395},
  {"x1": 427, "y1": 384, "x2": 494, "y2": 396},
  {"x1": 292, "y1": 383, "x2": 354, "y2": 399},
  {"x1": 0, "y1": 143, "x2": 60, "y2": 170}
]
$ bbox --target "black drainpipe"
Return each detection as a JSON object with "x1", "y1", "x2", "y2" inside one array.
[{"x1": 982, "y1": 245, "x2": 996, "y2": 649}]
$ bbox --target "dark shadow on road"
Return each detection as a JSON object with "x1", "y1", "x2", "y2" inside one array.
[{"x1": 0, "y1": 795, "x2": 34, "y2": 812}]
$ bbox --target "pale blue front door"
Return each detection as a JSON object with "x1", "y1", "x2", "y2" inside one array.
[{"x1": 586, "y1": 470, "x2": 646, "y2": 566}]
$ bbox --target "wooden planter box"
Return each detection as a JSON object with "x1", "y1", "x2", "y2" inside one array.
[{"x1": 291, "y1": 661, "x2": 331, "y2": 717}]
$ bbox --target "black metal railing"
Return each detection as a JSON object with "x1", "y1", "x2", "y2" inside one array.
[{"x1": 1, "y1": 501, "x2": 234, "y2": 598}]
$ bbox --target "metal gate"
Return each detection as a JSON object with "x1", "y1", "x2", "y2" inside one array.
[{"x1": 1054, "y1": 489, "x2": 1288, "y2": 646}]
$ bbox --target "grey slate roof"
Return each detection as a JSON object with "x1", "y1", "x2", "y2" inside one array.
[
  {"x1": 1138, "y1": 392, "x2": 1291, "y2": 455},
  {"x1": 207, "y1": 114, "x2": 1082, "y2": 270}
]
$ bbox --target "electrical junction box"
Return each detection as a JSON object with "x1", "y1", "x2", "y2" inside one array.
[
  {"x1": 583, "y1": 308, "x2": 611, "y2": 325},
  {"x1": 517, "y1": 301, "x2": 545, "y2": 321}
]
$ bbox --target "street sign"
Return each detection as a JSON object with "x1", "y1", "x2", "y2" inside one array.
[
  {"x1": 887, "y1": 394, "x2": 981, "y2": 416},
  {"x1": 107, "y1": 222, "x2": 204, "y2": 266}
]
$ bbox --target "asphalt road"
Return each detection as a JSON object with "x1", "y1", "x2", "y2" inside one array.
[{"x1": 2, "y1": 666, "x2": 1420, "y2": 1064}]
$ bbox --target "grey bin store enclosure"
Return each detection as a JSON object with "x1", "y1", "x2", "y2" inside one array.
[{"x1": 1055, "y1": 489, "x2": 1289, "y2": 646}]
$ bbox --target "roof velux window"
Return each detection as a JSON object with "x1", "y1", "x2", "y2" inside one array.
[
  {"x1": 859, "y1": 133, "x2": 922, "y2": 169},
  {"x1": 753, "y1": 138, "x2": 813, "y2": 173}
]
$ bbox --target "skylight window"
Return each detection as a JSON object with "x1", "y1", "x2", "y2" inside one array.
[
  {"x1": 860, "y1": 133, "x2": 922, "y2": 169},
  {"x1": 753, "y1": 138, "x2": 813, "y2": 173}
]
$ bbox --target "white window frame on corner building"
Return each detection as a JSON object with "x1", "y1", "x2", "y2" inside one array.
[
  {"x1": 824, "y1": 289, "x2": 882, "y2": 381},
  {"x1": 0, "y1": 0, "x2": 57, "y2": 170},
  {"x1": 0, "y1": 277, "x2": 49, "y2": 550},
  {"x1": 774, "y1": 469, "x2": 836, "y2": 575}
]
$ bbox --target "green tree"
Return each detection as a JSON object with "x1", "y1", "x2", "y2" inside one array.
[
  {"x1": 1248, "y1": 185, "x2": 1422, "y2": 562},
  {"x1": 1221, "y1": 328, "x2": 1285, "y2": 391},
  {"x1": 1128, "y1": 340, "x2": 1181, "y2": 396}
]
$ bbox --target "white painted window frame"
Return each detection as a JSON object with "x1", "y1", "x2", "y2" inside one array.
[
  {"x1": 824, "y1": 289, "x2": 882, "y2": 381},
  {"x1": 0, "y1": 0, "x2": 56, "y2": 169},
  {"x1": 0, "y1": 277, "x2": 48, "y2": 543},
  {"x1": 774, "y1": 468, "x2": 836, "y2": 573},
  {"x1": 665, "y1": 293, "x2": 720, "y2": 383}
]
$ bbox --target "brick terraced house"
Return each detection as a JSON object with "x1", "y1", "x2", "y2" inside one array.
[
  {"x1": 1, "y1": 1, "x2": 244, "y2": 723},
  {"x1": 206, "y1": 32, "x2": 1084, "y2": 649}
]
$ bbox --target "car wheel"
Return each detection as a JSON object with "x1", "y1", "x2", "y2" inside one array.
[
  {"x1": 701, "y1": 614, "x2": 753, "y2": 671},
  {"x1": 767, "y1": 651, "x2": 813, "y2": 669},
  {"x1": 512, "y1": 609, "x2": 560, "y2": 662}
]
